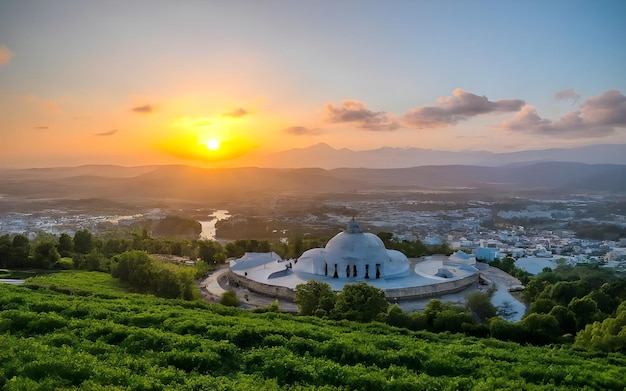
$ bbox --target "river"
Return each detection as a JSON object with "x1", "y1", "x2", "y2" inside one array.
[
  {"x1": 0, "y1": 279, "x2": 25, "y2": 285},
  {"x1": 199, "y1": 209, "x2": 230, "y2": 241}
]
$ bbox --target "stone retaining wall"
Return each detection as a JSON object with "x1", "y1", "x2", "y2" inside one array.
[
  {"x1": 228, "y1": 270, "x2": 479, "y2": 302},
  {"x1": 227, "y1": 271, "x2": 296, "y2": 301},
  {"x1": 385, "y1": 273, "x2": 479, "y2": 300}
]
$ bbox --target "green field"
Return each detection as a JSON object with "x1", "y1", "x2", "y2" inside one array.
[
  {"x1": 0, "y1": 271, "x2": 624, "y2": 390},
  {"x1": 26, "y1": 270, "x2": 132, "y2": 297}
]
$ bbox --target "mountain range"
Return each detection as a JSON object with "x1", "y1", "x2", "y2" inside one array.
[
  {"x1": 255, "y1": 143, "x2": 626, "y2": 169},
  {"x1": 1, "y1": 161, "x2": 625, "y2": 205}
]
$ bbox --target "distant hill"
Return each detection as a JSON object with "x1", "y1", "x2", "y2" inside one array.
[
  {"x1": 257, "y1": 143, "x2": 626, "y2": 169},
  {"x1": 0, "y1": 162, "x2": 624, "y2": 203}
]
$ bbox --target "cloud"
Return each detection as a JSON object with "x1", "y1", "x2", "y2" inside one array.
[
  {"x1": 0, "y1": 45, "x2": 12, "y2": 65},
  {"x1": 325, "y1": 100, "x2": 399, "y2": 131},
  {"x1": 555, "y1": 88, "x2": 581, "y2": 105},
  {"x1": 403, "y1": 88, "x2": 525, "y2": 129},
  {"x1": 282, "y1": 126, "x2": 322, "y2": 135},
  {"x1": 222, "y1": 108, "x2": 247, "y2": 118},
  {"x1": 130, "y1": 104, "x2": 153, "y2": 114},
  {"x1": 579, "y1": 89, "x2": 626, "y2": 126},
  {"x1": 95, "y1": 129, "x2": 119, "y2": 136},
  {"x1": 32, "y1": 126, "x2": 49, "y2": 130},
  {"x1": 193, "y1": 120, "x2": 211, "y2": 127},
  {"x1": 499, "y1": 90, "x2": 626, "y2": 138}
]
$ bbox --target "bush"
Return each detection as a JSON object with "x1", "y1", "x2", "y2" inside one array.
[
  {"x1": 489, "y1": 319, "x2": 528, "y2": 343},
  {"x1": 55, "y1": 257, "x2": 74, "y2": 270},
  {"x1": 387, "y1": 304, "x2": 412, "y2": 328},
  {"x1": 219, "y1": 291, "x2": 241, "y2": 307}
]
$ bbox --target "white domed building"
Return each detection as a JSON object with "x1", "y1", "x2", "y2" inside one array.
[
  {"x1": 294, "y1": 218, "x2": 409, "y2": 279},
  {"x1": 227, "y1": 219, "x2": 479, "y2": 301}
]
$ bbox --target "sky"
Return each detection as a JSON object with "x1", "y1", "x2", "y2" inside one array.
[{"x1": 1, "y1": 0, "x2": 625, "y2": 168}]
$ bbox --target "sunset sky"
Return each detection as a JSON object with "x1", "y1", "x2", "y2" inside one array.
[{"x1": 1, "y1": 0, "x2": 625, "y2": 168}]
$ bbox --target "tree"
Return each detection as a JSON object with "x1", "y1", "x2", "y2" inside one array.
[
  {"x1": 32, "y1": 242, "x2": 60, "y2": 269},
  {"x1": 433, "y1": 310, "x2": 474, "y2": 333},
  {"x1": 57, "y1": 233, "x2": 73, "y2": 257},
  {"x1": 333, "y1": 282, "x2": 388, "y2": 322},
  {"x1": 569, "y1": 296, "x2": 599, "y2": 330},
  {"x1": 257, "y1": 240, "x2": 271, "y2": 253},
  {"x1": 489, "y1": 319, "x2": 528, "y2": 343},
  {"x1": 548, "y1": 305, "x2": 577, "y2": 335},
  {"x1": 198, "y1": 240, "x2": 225, "y2": 264},
  {"x1": 500, "y1": 256, "x2": 516, "y2": 274},
  {"x1": 290, "y1": 237, "x2": 304, "y2": 258},
  {"x1": 386, "y1": 304, "x2": 411, "y2": 328},
  {"x1": 84, "y1": 250, "x2": 107, "y2": 271},
  {"x1": 522, "y1": 313, "x2": 561, "y2": 344},
  {"x1": 224, "y1": 241, "x2": 246, "y2": 259},
  {"x1": 529, "y1": 298, "x2": 556, "y2": 315},
  {"x1": 246, "y1": 239, "x2": 260, "y2": 252},
  {"x1": 465, "y1": 291, "x2": 497, "y2": 322},
  {"x1": 9, "y1": 234, "x2": 30, "y2": 268},
  {"x1": 522, "y1": 279, "x2": 550, "y2": 303},
  {"x1": 177, "y1": 271, "x2": 196, "y2": 300},
  {"x1": 73, "y1": 229, "x2": 93, "y2": 254},
  {"x1": 551, "y1": 280, "x2": 588, "y2": 306},
  {"x1": 575, "y1": 301, "x2": 626, "y2": 352},
  {"x1": 102, "y1": 238, "x2": 124, "y2": 257},
  {"x1": 0, "y1": 234, "x2": 11, "y2": 267},
  {"x1": 587, "y1": 290, "x2": 617, "y2": 315},
  {"x1": 155, "y1": 268, "x2": 182, "y2": 299},
  {"x1": 424, "y1": 300, "x2": 462, "y2": 327},
  {"x1": 111, "y1": 250, "x2": 153, "y2": 290},
  {"x1": 294, "y1": 280, "x2": 336, "y2": 316}
]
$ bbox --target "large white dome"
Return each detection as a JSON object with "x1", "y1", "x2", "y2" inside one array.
[
  {"x1": 293, "y1": 218, "x2": 409, "y2": 279},
  {"x1": 325, "y1": 231, "x2": 390, "y2": 264}
]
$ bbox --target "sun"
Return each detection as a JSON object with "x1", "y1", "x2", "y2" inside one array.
[{"x1": 206, "y1": 139, "x2": 220, "y2": 151}]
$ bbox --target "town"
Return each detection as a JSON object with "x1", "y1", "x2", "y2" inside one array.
[{"x1": 2, "y1": 190, "x2": 624, "y2": 275}]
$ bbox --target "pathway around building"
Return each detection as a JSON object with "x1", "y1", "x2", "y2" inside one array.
[
  {"x1": 198, "y1": 265, "x2": 298, "y2": 312},
  {"x1": 197, "y1": 262, "x2": 526, "y2": 318}
]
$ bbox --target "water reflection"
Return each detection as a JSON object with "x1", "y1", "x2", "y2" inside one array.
[{"x1": 199, "y1": 210, "x2": 230, "y2": 240}]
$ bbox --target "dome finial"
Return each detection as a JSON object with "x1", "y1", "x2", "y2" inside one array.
[{"x1": 346, "y1": 217, "x2": 362, "y2": 234}]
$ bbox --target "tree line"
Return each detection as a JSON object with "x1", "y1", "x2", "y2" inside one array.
[
  {"x1": 0, "y1": 231, "x2": 332, "y2": 272},
  {"x1": 0, "y1": 228, "x2": 455, "y2": 274},
  {"x1": 292, "y1": 260, "x2": 626, "y2": 352}
]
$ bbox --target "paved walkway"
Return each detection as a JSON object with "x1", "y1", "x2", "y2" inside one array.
[
  {"x1": 197, "y1": 266, "x2": 298, "y2": 312},
  {"x1": 201, "y1": 267, "x2": 229, "y2": 296},
  {"x1": 196, "y1": 267, "x2": 229, "y2": 303}
]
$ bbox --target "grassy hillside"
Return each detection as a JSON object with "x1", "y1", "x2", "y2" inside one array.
[{"x1": 0, "y1": 272, "x2": 624, "y2": 390}]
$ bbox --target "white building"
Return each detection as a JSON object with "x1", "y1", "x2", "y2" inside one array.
[
  {"x1": 227, "y1": 219, "x2": 479, "y2": 301},
  {"x1": 293, "y1": 218, "x2": 409, "y2": 279}
]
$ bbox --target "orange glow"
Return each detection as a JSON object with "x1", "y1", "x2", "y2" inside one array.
[{"x1": 156, "y1": 115, "x2": 259, "y2": 163}]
